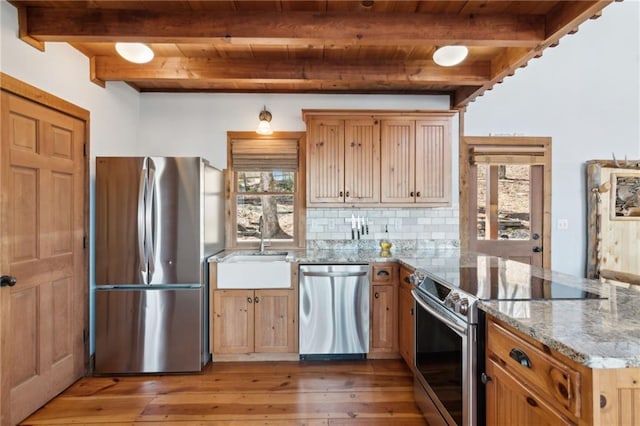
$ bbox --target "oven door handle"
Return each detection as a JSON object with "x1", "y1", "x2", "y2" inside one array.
[{"x1": 411, "y1": 289, "x2": 467, "y2": 336}]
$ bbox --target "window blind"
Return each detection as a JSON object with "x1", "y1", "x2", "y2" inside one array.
[
  {"x1": 231, "y1": 139, "x2": 299, "y2": 171},
  {"x1": 469, "y1": 145, "x2": 547, "y2": 165}
]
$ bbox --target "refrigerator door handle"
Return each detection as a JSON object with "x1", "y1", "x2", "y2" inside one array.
[
  {"x1": 137, "y1": 164, "x2": 148, "y2": 284},
  {"x1": 146, "y1": 159, "x2": 157, "y2": 280}
]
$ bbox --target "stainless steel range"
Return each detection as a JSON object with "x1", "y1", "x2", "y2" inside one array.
[{"x1": 409, "y1": 255, "x2": 604, "y2": 426}]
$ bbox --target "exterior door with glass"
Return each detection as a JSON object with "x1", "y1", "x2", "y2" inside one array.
[{"x1": 462, "y1": 137, "x2": 551, "y2": 268}]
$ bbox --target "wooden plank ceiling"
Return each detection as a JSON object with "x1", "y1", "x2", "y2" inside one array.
[{"x1": 10, "y1": 0, "x2": 613, "y2": 108}]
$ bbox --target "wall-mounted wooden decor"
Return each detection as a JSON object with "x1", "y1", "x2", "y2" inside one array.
[{"x1": 586, "y1": 160, "x2": 640, "y2": 287}]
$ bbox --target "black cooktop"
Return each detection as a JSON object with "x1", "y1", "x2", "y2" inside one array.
[{"x1": 419, "y1": 265, "x2": 604, "y2": 302}]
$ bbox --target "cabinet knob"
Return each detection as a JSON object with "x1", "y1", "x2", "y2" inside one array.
[
  {"x1": 339, "y1": 191, "x2": 343, "y2": 197},
  {"x1": 345, "y1": 191, "x2": 350, "y2": 197},
  {"x1": 410, "y1": 191, "x2": 414, "y2": 197},
  {"x1": 533, "y1": 246, "x2": 542, "y2": 253},
  {"x1": 247, "y1": 297, "x2": 253, "y2": 304},
  {"x1": 416, "y1": 191, "x2": 421, "y2": 197},
  {"x1": 254, "y1": 296, "x2": 260, "y2": 303},
  {"x1": 480, "y1": 372, "x2": 492, "y2": 384},
  {"x1": 374, "y1": 292, "x2": 380, "y2": 299}
]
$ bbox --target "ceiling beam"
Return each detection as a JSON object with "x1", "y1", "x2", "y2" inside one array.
[
  {"x1": 23, "y1": 7, "x2": 545, "y2": 47},
  {"x1": 91, "y1": 56, "x2": 491, "y2": 86}
]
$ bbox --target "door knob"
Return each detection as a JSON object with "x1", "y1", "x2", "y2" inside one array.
[
  {"x1": 0, "y1": 275, "x2": 17, "y2": 287},
  {"x1": 532, "y1": 246, "x2": 542, "y2": 253}
]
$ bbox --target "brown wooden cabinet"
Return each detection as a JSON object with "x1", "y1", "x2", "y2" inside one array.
[
  {"x1": 485, "y1": 316, "x2": 590, "y2": 425},
  {"x1": 303, "y1": 110, "x2": 454, "y2": 207},
  {"x1": 486, "y1": 357, "x2": 574, "y2": 425},
  {"x1": 306, "y1": 117, "x2": 380, "y2": 205},
  {"x1": 380, "y1": 117, "x2": 451, "y2": 205},
  {"x1": 213, "y1": 289, "x2": 297, "y2": 354},
  {"x1": 398, "y1": 265, "x2": 415, "y2": 369},
  {"x1": 369, "y1": 263, "x2": 398, "y2": 357}
]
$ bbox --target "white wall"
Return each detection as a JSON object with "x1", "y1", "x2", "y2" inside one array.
[
  {"x1": 1, "y1": 0, "x2": 142, "y2": 352},
  {"x1": 464, "y1": 1, "x2": 640, "y2": 276},
  {"x1": 138, "y1": 93, "x2": 452, "y2": 170}
]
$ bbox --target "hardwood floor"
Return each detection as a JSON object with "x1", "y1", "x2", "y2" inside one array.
[{"x1": 21, "y1": 359, "x2": 427, "y2": 425}]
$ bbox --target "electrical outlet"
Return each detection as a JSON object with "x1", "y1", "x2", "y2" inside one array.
[{"x1": 557, "y1": 219, "x2": 569, "y2": 230}]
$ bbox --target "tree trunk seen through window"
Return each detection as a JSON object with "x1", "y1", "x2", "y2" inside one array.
[{"x1": 260, "y1": 172, "x2": 291, "y2": 239}]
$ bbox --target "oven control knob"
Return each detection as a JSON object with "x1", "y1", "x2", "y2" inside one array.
[
  {"x1": 459, "y1": 298, "x2": 469, "y2": 316},
  {"x1": 447, "y1": 292, "x2": 460, "y2": 309}
]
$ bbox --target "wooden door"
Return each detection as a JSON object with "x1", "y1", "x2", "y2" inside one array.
[
  {"x1": 462, "y1": 137, "x2": 551, "y2": 268},
  {"x1": 307, "y1": 118, "x2": 344, "y2": 203},
  {"x1": 485, "y1": 359, "x2": 573, "y2": 426},
  {"x1": 415, "y1": 119, "x2": 451, "y2": 205},
  {"x1": 344, "y1": 119, "x2": 380, "y2": 203},
  {"x1": 212, "y1": 290, "x2": 254, "y2": 354},
  {"x1": 1, "y1": 91, "x2": 86, "y2": 425},
  {"x1": 369, "y1": 284, "x2": 396, "y2": 354},
  {"x1": 253, "y1": 289, "x2": 296, "y2": 353},
  {"x1": 380, "y1": 119, "x2": 416, "y2": 203}
]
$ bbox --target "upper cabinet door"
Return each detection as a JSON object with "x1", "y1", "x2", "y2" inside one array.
[
  {"x1": 380, "y1": 119, "x2": 415, "y2": 203},
  {"x1": 307, "y1": 118, "x2": 345, "y2": 203},
  {"x1": 344, "y1": 119, "x2": 380, "y2": 203},
  {"x1": 415, "y1": 119, "x2": 451, "y2": 205}
]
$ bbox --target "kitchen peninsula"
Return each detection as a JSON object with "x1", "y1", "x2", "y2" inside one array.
[{"x1": 211, "y1": 247, "x2": 640, "y2": 425}]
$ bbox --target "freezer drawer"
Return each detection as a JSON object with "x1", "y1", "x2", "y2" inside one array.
[
  {"x1": 299, "y1": 264, "x2": 370, "y2": 358},
  {"x1": 95, "y1": 287, "x2": 202, "y2": 374}
]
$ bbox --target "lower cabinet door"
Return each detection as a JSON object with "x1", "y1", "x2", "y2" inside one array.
[
  {"x1": 254, "y1": 289, "x2": 297, "y2": 353},
  {"x1": 213, "y1": 289, "x2": 296, "y2": 354},
  {"x1": 370, "y1": 284, "x2": 397, "y2": 353},
  {"x1": 213, "y1": 290, "x2": 254, "y2": 354},
  {"x1": 485, "y1": 358, "x2": 574, "y2": 426},
  {"x1": 398, "y1": 287, "x2": 414, "y2": 369}
]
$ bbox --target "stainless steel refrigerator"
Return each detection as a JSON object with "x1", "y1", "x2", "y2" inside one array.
[{"x1": 94, "y1": 156, "x2": 224, "y2": 374}]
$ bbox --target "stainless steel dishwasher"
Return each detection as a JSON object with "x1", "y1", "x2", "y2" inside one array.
[{"x1": 299, "y1": 264, "x2": 369, "y2": 360}]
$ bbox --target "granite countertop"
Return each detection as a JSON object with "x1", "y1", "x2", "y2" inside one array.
[{"x1": 209, "y1": 247, "x2": 640, "y2": 369}]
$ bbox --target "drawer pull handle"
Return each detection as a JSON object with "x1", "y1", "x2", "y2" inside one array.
[
  {"x1": 377, "y1": 270, "x2": 390, "y2": 276},
  {"x1": 509, "y1": 348, "x2": 532, "y2": 368},
  {"x1": 403, "y1": 276, "x2": 411, "y2": 284},
  {"x1": 600, "y1": 395, "x2": 607, "y2": 409}
]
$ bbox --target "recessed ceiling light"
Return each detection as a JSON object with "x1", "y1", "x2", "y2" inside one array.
[
  {"x1": 115, "y1": 42, "x2": 154, "y2": 64},
  {"x1": 433, "y1": 45, "x2": 468, "y2": 67}
]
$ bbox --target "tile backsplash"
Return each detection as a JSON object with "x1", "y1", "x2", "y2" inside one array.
[{"x1": 306, "y1": 206, "x2": 460, "y2": 250}]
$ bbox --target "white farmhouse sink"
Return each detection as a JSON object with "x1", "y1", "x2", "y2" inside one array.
[
  {"x1": 217, "y1": 252, "x2": 291, "y2": 289},
  {"x1": 224, "y1": 253, "x2": 288, "y2": 263}
]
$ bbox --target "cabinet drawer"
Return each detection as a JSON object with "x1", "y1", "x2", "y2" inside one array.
[
  {"x1": 371, "y1": 264, "x2": 397, "y2": 284},
  {"x1": 487, "y1": 320, "x2": 582, "y2": 420}
]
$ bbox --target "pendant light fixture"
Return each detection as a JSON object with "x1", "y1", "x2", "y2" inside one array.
[
  {"x1": 256, "y1": 106, "x2": 273, "y2": 135},
  {"x1": 433, "y1": 45, "x2": 468, "y2": 67},
  {"x1": 115, "y1": 42, "x2": 154, "y2": 64}
]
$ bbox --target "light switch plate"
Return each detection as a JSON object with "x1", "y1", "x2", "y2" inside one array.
[{"x1": 557, "y1": 219, "x2": 569, "y2": 230}]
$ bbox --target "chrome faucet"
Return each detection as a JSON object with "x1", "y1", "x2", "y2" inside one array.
[{"x1": 258, "y1": 215, "x2": 267, "y2": 253}]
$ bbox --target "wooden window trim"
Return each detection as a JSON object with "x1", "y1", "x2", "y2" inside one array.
[{"x1": 225, "y1": 131, "x2": 306, "y2": 250}]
